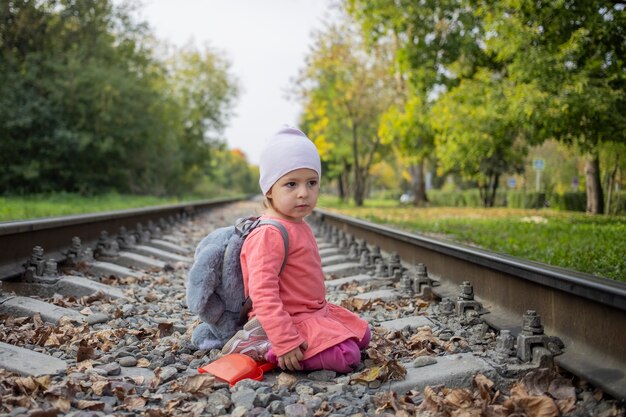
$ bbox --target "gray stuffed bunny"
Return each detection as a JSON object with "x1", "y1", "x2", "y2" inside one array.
[
  {"x1": 186, "y1": 225, "x2": 246, "y2": 350},
  {"x1": 186, "y1": 218, "x2": 288, "y2": 351}
]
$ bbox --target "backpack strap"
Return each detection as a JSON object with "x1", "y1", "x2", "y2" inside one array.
[
  {"x1": 256, "y1": 219, "x2": 289, "y2": 274},
  {"x1": 235, "y1": 216, "x2": 289, "y2": 274},
  {"x1": 235, "y1": 216, "x2": 290, "y2": 326}
]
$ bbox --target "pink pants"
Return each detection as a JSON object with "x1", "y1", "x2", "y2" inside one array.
[{"x1": 266, "y1": 327, "x2": 371, "y2": 373}]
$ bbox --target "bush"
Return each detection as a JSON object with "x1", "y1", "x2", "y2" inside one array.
[
  {"x1": 369, "y1": 189, "x2": 402, "y2": 200},
  {"x1": 544, "y1": 191, "x2": 625, "y2": 214},
  {"x1": 507, "y1": 191, "x2": 547, "y2": 209},
  {"x1": 428, "y1": 189, "x2": 507, "y2": 207},
  {"x1": 608, "y1": 191, "x2": 626, "y2": 215},
  {"x1": 548, "y1": 192, "x2": 586, "y2": 212}
]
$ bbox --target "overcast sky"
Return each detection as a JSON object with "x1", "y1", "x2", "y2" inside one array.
[{"x1": 140, "y1": 0, "x2": 336, "y2": 165}]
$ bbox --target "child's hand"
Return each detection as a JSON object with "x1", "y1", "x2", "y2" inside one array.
[{"x1": 278, "y1": 341, "x2": 308, "y2": 371}]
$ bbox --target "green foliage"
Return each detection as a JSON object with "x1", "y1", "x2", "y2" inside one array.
[
  {"x1": 507, "y1": 192, "x2": 547, "y2": 210},
  {"x1": 479, "y1": 0, "x2": 626, "y2": 151},
  {"x1": 347, "y1": 0, "x2": 486, "y2": 204},
  {"x1": 508, "y1": 191, "x2": 619, "y2": 213},
  {"x1": 430, "y1": 70, "x2": 527, "y2": 206},
  {"x1": 548, "y1": 192, "x2": 587, "y2": 212},
  {"x1": 342, "y1": 0, "x2": 626, "y2": 214},
  {"x1": 294, "y1": 14, "x2": 396, "y2": 205},
  {"x1": 347, "y1": 0, "x2": 487, "y2": 93},
  {"x1": 368, "y1": 189, "x2": 402, "y2": 202},
  {"x1": 428, "y1": 189, "x2": 507, "y2": 208},
  {"x1": 477, "y1": 0, "x2": 626, "y2": 213},
  {"x1": 607, "y1": 191, "x2": 626, "y2": 216},
  {"x1": 324, "y1": 205, "x2": 626, "y2": 281},
  {"x1": 0, "y1": 0, "x2": 243, "y2": 196}
]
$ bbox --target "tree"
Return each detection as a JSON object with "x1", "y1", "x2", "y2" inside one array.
[
  {"x1": 0, "y1": 0, "x2": 173, "y2": 193},
  {"x1": 431, "y1": 69, "x2": 526, "y2": 207},
  {"x1": 294, "y1": 19, "x2": 395, "y2": 206},
  {"x1": 0, "y1": 1, "x2": 241, "y2": 196},
  {"x1": 346, "y1": 0, "x2": 488, "y2": 205},
  {"x1": 379, "y1": 95, "x2": 434, "y2": 205},
  {"x1": 164, "y1": 43, "x2": 239, "y2": 192},
  {"x1": 477, "y1": 0, "x2": 626, "y2": 214}
]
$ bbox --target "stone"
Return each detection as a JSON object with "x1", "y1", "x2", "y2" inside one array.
[
  {"x1": 231, "y1": 405, "x2": 249, "y2": 417},
  {"x1": 96, "y1": 362, "x2": 121, "y2": 376},
  {"x1": 412, "y1": 356, "x2": 438, "y2": 368},
  {"x1": 307, "y1": 370, "x2": 336, "y2": 381},
  {"x1": 285, "y1": 403, "x2": 309, "y2": 417},
  {"x1": 158, "y1": 366, "x2": 178, "y2": 382},
  {"x1": 231, "y1": 387, "x2": 257, "y2": 410},
  {"x1": 267, "y1": 400, "x2": 285, "y2": 414},
  {"x1": 118, "y1": 356, "x2": 138, "y2": 367},
  {"x1": 85, "y1": 313, "x2": 109, "y2": 325},
  {"x1": 295, "y1": 384, "x2": 315, "y2": 396},
  {"x1": 205, "y1": 391, "x2": 231, "y2": 415}
]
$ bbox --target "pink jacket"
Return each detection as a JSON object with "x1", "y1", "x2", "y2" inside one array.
[{"x1": 241, "y1": 216, "x2": 369, "y2": 359}]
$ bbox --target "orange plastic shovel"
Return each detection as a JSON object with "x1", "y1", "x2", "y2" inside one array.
[{"x1": 198, "y1": 353, "x2": 276, "y2": 386}]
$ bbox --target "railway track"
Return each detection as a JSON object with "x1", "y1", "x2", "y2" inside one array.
[
  {"x1": 313, "y1": 208, "x2": 626, "y2": 399},
  {"x1": 0, "y1": 200, "x2": 624, "y2": 416}
]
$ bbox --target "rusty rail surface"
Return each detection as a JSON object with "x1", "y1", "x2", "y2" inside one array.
[
  {"x1": 314, "y1": 208, "x2": 626, "y2": 400},
  {"x1": 0, "y1": 197, "x2": 243, "y2": 282}
]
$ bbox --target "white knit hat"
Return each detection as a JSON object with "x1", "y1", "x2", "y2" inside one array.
[{"x1": 259, "y1": 126, "x2": 321, "y2": 195}]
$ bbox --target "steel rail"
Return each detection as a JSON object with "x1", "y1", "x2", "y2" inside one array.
[
  {"x1": 0, "y1": 197, "x2": 244, "y2": 282},
  {"x1": 314, "y1": 208, "x2": 626, "y2": 400}
]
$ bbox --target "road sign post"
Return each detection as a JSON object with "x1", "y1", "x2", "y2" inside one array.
[
  {"x1": 508, "y1": 177, "x2": 516, "y2": 188},
  {"x1": 533, "y1": 159, "x2": 545, "y2": 192}
]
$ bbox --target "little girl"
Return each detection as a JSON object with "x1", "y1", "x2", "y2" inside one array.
[{"x1": 222, "y1": 126, "x2": 370, "y2": 373}]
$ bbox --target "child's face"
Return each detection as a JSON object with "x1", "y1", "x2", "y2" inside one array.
[{"x1": 266, "y1": 168, "x2": 320, "y2": 222}]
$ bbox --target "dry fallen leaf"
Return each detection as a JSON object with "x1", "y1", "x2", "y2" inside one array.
[
  {"x1": 373, "y1": 391, "x2": 399, "y2": 413},
  {"x1": 345, "y1": 298, "x2": 373, "y2": 312},
  {"x1": 178, "y1": 401, "x2": 206, "y2": 417},
  {"x1": 130, "y1": 376, "x2": 145, "y2": 385},
  {"x1": 474, "y1": 373, "x2": 497, "y2": 404},
  {"x1": 91, "y1": 380, "x2": 110, "y2": 396},
  {"x1": 33, "y1": 313, "x2": 45, "y2": 328},
  {"x1": 180, "y1": 374, "x2": 215, "y2": 395},
  {"x1": 76, "y1": 400, "x2": 105, "y2": 411},
  {"x1": 124, "y1": 396, "x2": 147, "y2": 409},
  {"x1": 277, "y1": 372, "x2": 298, "y2": 389},
  {"x1": 158, "y1": 322, "x2": 174, "y2": 337},
  {"x1": 145, "y1": 409, "x2": 168, "y2": 417},
  {"x1": 444, "y1": 387, "x2": 474, "y2": 409},
  {"x1": 15, "y1": 376, "x2": 39, "y2": 394},
  {"x1": 351, "y1": 366, "x2": 383, "y2": 384},
  {"x1": 351, "y1": 348, "x2": 407, "y2": 385},
  {"x1": 79, "y1": 307, "x2": 94, "y2": 315},
  {"x1": 50, "y1": 397, "x2": 71, "y2": 413},
  {"x1": 76, "y1": 339, "x2": 97, "y2": 362},
  {"x1": 504, "y1": 383, "x2": 560, "y2": 417},
  {"x1": 137, "y1": 358, "x2": 151, "y2": 368},
  {"x1": 44, "y1": 333, "x2": 61, "y2": 348}
]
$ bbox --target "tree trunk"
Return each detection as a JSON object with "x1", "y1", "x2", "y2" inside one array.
[
  {"x1": 353, "y1": 171, "x2": 365, "y2": 206},
  {"x1": 350, "y1": 123, "x2": 365, "y2": 206},
  {"x1": 585, "y1": 153, "x2": 604, "y2": 214},
  {"x1": 409, "y1": 161, "x2": 428, "y2": 206},
  {"x1": 604, "y1": 156, "x2": 619, "y2": 215},
  {"x1": 337, "y1": 175, "x2": 346, "y2": 201},
  {"x1": 339, "y1": 160, "x2": 351, "y2": 202},
  {"x1": 354, "y1": 179, "x2": 365, "y2": 206},
  {"x1": 488, "y1": 173, "x2": 499, "y2": 208}
]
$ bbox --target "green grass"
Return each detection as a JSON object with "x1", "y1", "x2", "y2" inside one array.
[
  {"x1": 317, "y1": 197, "x2": 626, "y2": 282},
  {"x1": 0, "y1": 192, "x2": 241, "y2": 222}
]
